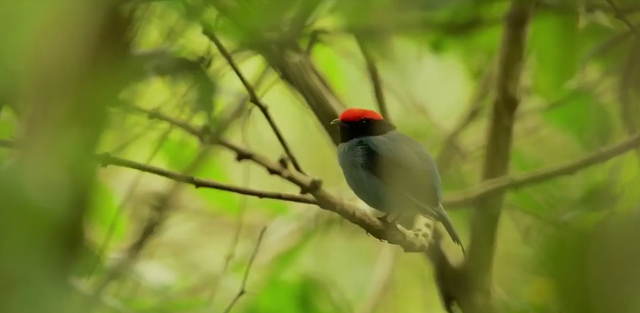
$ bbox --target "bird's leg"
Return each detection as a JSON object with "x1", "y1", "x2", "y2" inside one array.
[{"x1": 364, "y1": 213, "x2": 397, "y2": 242}]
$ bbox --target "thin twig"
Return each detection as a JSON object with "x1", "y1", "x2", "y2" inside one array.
[
  {"x1": 96, "y1": 153, "x2": 316, "y2": 204},
  {"x1": 355, "y1": 35, "x2": 391, "y2": 122},
  {"x1": 223, "y1": 226, "x2": 268, "y2": 313},
  {"x1": 204, "y1": 29, "x2": 304, "y2": 173},
  {"x1": 605, "y1": 0, "x2": 640, "y2": 37}
]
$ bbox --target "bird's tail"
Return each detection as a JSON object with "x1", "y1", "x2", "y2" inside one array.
[
  {"x1": 435, "y1": 204, "x2": 466, "y2": 255},
  {"x1": 403, "y1": 193, "x2": 465, "y2": 254}
]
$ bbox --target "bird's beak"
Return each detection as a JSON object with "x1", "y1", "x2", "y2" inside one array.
[{"x1": 330, "y1": 119, "x2": 341, "y2": 125}]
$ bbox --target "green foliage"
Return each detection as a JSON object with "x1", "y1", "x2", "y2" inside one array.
[
  {"x1": 543, "y1": 89, "x2": 614, "y2": 149},
  {"x1": 4, "y1": 1, "x2": 640, "y2": 312}
]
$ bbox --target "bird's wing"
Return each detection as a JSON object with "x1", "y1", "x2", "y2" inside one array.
[
  {"x1": 358, "y1": 131, "x2": 442, "y2": 209},
  {"x1": 358, "y1": 132, "x2": 465, "y2": 248}
]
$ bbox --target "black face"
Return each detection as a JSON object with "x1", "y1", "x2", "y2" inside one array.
[{"x1": 337, "y1": 118, "x2": 396, "y2": 143}]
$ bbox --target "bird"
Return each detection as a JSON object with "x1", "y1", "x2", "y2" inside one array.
[{"x1": 331, "y1": 107, "x2": 464, "y2": 251}]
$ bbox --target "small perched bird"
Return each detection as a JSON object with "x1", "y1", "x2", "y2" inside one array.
[{"x1": 332, "y1": 108, "x2": 464, "y2": 250}]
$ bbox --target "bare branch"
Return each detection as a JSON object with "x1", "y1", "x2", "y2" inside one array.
[
  {"x1": 98, "y1": 153, "x2": 317, "y2": 204},
  {"x1": 355, "y1": 35, "x2": 391, "y2": 122},
  {"x1": 205, "y1": 30, "x2": 304, "y2": 173},
  {"x1": 223, "y1": 226, "x2": 268, "y2": 313}
]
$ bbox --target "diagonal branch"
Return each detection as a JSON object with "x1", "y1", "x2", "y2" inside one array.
[
  {"x1": 355, "y1": 35, "x2": 391, "y2": 122},
  {"x1": 205, "y1": 29, "x2": 304, "y2": 173},
  {"x1": 98, "y1": 153, "x2": 317, "y2": 204}
]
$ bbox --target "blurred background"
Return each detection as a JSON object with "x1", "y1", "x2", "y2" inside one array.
[{"x1": 0, "y1": 0, "x2": 640, "y2": 313}]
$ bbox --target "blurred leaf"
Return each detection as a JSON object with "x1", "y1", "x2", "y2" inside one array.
[
  {"x1": 540, "y1": 228, "x2": 592, "y2": 313},
  {"x1": 0, "y1": 109, "x2": 16, "y2": 138},
  {"x1": 244, "y1": 273, "x2": 350, "y2": 313},
  {"x1": 0, "y1": 110, "x2": 16, "y2": 160},
  {"x1": 530, "y1": 11, "x2": 579, "y2": 100},
  {"x1": 259, "y1": 199, "x2": 290, "y2": 215},
  {"x1": 160, "y1": 135, "x2": 197, "y2": 170},
  {"x1": 541, "y1": 210, "x2": 640, "y2": 313},
  {"x1": 87, "y1": 181, "x2": 127, "y2": 243},
  {"x1": 524, "y1": 276, "x2": 555, "y2": 307},
  {"x1": 162, "y1": 0, "x2": 187, "y2": 17},
  {"x1": 573, "y1": 179, "x2": 617, "y2": 211},
  {"x1": 543, "y1": 90, "x2": 614, "y2": 149},
  {"x1": 127, "y1": 297, "x2": 206, "y2": 313},
  {"x1": 73, "y1": 241, "x2": 105, "y2": 279},
  {"x1": 311, "y1": 44, "x2": 347, "y2": 95},
  {"x1": 507, "y1": 149, "x2": 565, "y2": 219}
]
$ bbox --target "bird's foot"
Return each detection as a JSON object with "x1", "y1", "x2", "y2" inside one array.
[{"x1": 377, "y1": 214, "x2": 400, "y2": 226}]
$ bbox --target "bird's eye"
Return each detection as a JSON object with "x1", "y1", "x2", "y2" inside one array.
[{"x1": 360, "y1": 119, "x2": 368, "y2": 124}]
